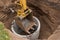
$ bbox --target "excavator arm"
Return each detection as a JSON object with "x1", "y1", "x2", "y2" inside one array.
[
  {"x1": 17, "y1": 0, "x2": 31, "y2": 19},
  {"x1": 14, "y1": 0, "x2": 35, "y2": 34},
  {"x1": 20, "y1": 0, "x2": 27, "y2": 10}
]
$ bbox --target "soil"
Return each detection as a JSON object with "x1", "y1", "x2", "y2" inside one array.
[{"x1": 27, "y1": 0, "x2": 60, "y2": 39}]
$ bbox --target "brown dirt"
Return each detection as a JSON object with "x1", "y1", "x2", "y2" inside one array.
[
  {"x1": 48, "y1": 25, "x2": 60, "y2": 40},
  {"x1": 27, "y1": 0, "x2": 60, "y2": 39}
]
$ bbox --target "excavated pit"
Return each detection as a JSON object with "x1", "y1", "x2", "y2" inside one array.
[{"x1": 0, "y1": 0, "x2": 60, "y2": 40}]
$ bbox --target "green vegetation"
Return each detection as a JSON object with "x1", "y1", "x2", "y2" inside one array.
[{"x1": 0, "y1": 22, "x2": 10, "y2": 40}]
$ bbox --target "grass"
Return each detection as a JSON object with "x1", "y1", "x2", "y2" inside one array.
[{"x1": 0, "y1": 22, "x2": 10, "y2": 40}]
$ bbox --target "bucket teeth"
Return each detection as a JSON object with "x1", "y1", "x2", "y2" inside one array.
[
  {"x1": 31, "y1": 27, "x2": 34, "y2": 30},
  {"x1": 26, "y1": 31, "x2": 31, "y2": 34}
]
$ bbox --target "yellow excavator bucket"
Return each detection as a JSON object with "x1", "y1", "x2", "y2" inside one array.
[
  {"x1": 17, "y1": 0, "x2": 31, "y2": 19},
  {"x1": 17, "y1": 0, "x2": 27, "y2": 18},
  {"x1": 20, "y1": 0, "x2": 27, "y2": 10}
]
